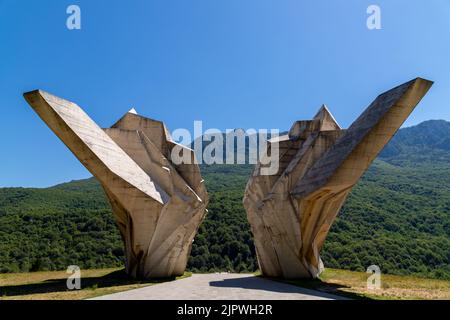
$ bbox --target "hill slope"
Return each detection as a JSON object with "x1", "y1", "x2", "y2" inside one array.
[{"x1": 0, "y1": 120, "x2": 449, "y2": 279}]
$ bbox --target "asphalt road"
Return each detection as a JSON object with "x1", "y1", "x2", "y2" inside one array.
[{"x1": 92, "y1": 273, "x2": 344, "y2": 300}]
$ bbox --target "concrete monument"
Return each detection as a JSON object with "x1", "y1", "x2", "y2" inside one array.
[
  {"x1": 24, "y1": 90, "x2": 208, "y2": 279},
  {"x1": 243, "y1": 78, "x2": 433, "y2": 279}
]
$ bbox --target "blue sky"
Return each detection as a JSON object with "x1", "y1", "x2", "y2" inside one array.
[{"x1": 1, "y1": 0, "x2": 449, "y2": 187}]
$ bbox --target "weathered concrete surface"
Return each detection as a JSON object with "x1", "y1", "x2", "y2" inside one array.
[
  {"x1": 244, "y1": 78, "x2": 433, "y2": 279},
  {"x1": 24, "y1": 90, "x2": 208, "y2": 279},
  {"x1": 91, "y1": 273, "x2": 343, "y2": 300}
]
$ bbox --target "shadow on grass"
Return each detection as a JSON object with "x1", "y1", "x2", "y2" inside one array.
[
  {"x1": 258, "y1": 275, "x2": 372, "y2": 300},
  {"x1": 0, "y1": 269, "x2": 179, "y2": 298}
]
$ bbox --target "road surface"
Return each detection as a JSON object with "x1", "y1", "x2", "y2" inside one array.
[{"x1": 92, "y1": 273, "x2": 344, "y2": 300}]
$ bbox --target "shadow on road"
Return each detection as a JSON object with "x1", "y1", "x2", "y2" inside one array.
[{"x1": 209, "y1": 275, "x2": 368, "y2": 300}]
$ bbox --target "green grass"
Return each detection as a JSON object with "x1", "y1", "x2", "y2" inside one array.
[{"x1": 0, "y1": 268, "x2": 191, "y2": 300}]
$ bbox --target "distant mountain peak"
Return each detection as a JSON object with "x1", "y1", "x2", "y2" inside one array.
[{"x1": 380, "y1": 119, "x2": 450, "y2": 161}]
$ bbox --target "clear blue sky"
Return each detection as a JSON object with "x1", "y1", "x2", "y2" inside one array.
[{"x1": 1, "y1": 0, "x2": 449, "y2": 187}]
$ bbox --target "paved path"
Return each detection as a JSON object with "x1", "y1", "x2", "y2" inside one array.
[{"x1": 92, "y1": 273, "x2": 344, "y2": 300}]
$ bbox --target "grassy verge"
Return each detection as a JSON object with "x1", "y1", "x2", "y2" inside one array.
[
  {"x1": 264, "y1": 268, "x2": 450, "y2": 300},
  {"x1": 0, "y1": 268, "x2": 191, "y2": 300},
  {"x1": 2, "y1": 268, "x2": 448, "y2": 300}
]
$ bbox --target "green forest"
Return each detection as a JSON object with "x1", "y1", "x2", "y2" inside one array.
[{"x1": 0, "y1": 120, "x2": 449, "y2": 280}]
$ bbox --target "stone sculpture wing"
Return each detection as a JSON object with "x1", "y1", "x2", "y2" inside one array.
[
  {"x1": 292, "y1": 77, "x2": 433, "y2": 197},
  {"x1": 23, "y1": 90, "x2": 168, "y2": 204}
]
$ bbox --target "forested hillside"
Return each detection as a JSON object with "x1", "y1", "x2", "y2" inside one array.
[{"x1": 0, "y1": 120, "x2": 449, "y2": 279}]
